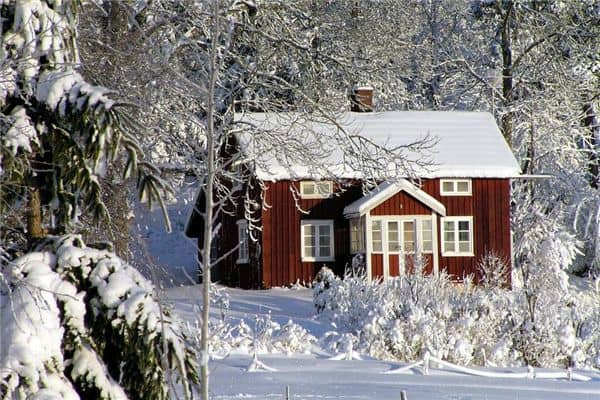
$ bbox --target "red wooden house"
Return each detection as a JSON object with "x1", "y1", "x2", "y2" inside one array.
[{"x1": 186, "y1": 100, "x2": 521, "y2": 288}]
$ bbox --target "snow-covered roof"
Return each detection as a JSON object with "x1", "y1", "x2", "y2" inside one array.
[
  {"x1": 234, "y1": 111, "x2": 521, "y2": 181},
  {"x1": 343, "y1": 180, "x2": 446, "y2": 218}
]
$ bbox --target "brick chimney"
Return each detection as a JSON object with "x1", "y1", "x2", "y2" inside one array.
[{"x1": 350, "y1": 85, "x2": 374, "y2": 112}]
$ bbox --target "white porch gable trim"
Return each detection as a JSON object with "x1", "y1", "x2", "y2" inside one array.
[{"x1": 343, "y1": 180, "x2": 447, "y2": 218}]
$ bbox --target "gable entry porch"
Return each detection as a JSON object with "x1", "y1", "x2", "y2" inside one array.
[{"x1": 343, "y1": 180, "x2": 447, "y2": 279}]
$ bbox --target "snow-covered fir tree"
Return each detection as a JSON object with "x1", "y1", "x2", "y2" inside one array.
[{"x1": 1, "y1": 1, "x2": 197, "y2": 399}]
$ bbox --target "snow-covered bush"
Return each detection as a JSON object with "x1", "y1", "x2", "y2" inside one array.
[
  {"x1": 187, "y1": 312, "x2": 315, "y2": 358},
  {"x1": 237, "y1": 313, "x2": 315, "y2": 355},
  {"x1": 251, "y1": 312, "x2": 283, "y2": 353},
  {"x1": 313, "y1": 266, "x2": 338, "y2": 313},
  {"x1": 0, "y1": 235, "x2": 198, "y2": 400},
  {"x1": 477, "y1": 251, "x2": 510, "y2": 288},
  {"x1": 313, "y1": 268, "x2": 600, "y2": 369},
  {"x1": 319, "y1": 332, "x2": 361, "y2": 360},
  {"x1": 272, "y1": 319, "x2": 315, "y2": 355},
  {"x1": 314, "y1": 267, "x2": 384, "y2": 333}
]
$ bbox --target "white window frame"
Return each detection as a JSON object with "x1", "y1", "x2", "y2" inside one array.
[
  {"x1": 299, "y1": 181, "x2": 333, "y2": 199},
  {"x1": 440, "y1": 179, "x2": 472, "y2": 196},
  {"x1": 236, "y1": 220, "x2": 249, "y2": 264},
  {"x1": 300, "y1": 220, "x2": 335, "y2": 262},
  {"x1": 441, "y1": 216, "x2": 474, "y2": 257}
]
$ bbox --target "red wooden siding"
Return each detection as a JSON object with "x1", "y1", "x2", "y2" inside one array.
[
  {"x1": 359, "y1": 179, "x2": 510, "y2": 282},
  {"x1": 378, "y1": 254, "x2": 434, "y2": 277},
  {"x1": 371, "y1": 254, "x2": 384, "y2": 278},
  {"x1": 260, "y1": 181, "x2": 363, "y2": 287},
  {"x1": 421, "y1": 178, "x2": 511, "y2": 282},
  {"x1": 386, "y1": 254, "x2": 435, "y2": 276},
  {"x1": 389, "y1": 254, "x2": 400, "y2": 276},
  {"x1": 371, "y1": 190, "x2": 433, "y2": 215},
  {"x1": 204, "y1": 175, "x2": 263, "y2": 289}
]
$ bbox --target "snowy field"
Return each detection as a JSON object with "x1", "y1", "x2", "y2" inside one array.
[{"x1": 166, "y1": 285, "x2": 600, "y2": 400}]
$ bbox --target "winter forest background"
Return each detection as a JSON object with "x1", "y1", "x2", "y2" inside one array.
[{"x1": 0, "y1": 1, "x2": 599, "y2": 399}]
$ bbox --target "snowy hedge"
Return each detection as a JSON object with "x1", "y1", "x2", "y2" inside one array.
[
  {"x1": 313, "y1": 267, "x2": 600, "y2": 370},
  {"x1": 0, "y1": 235, "x2": 198, "y2": 400}
]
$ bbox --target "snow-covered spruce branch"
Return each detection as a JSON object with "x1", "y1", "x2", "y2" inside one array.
[{"x1": 0, "y1": 235, "x2": 198, "y2": 399}]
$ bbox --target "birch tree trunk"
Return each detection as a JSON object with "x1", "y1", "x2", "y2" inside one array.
[
  {"x1": 499, "y1": 0, "x2": 514, "y2": 147},
  {"x1": 200, "y1": 2, "x2": 221, "y2": 398}
]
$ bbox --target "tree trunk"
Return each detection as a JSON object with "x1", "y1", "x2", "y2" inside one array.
[
  {"x1": 27, "y1": 187, "x2": 45, "y2": 242},
  {"x1": 582, "y1": 102, "x2": 599, "y2": 189},
  {"x1": 426, "y1": 0, "x2": 441, "y2": 109},
  {"x1": 200, "y1": 2, "x2": 221, "y2": 399},
  {"x1": 500, "y1": 1, "x2": 514, "y2": 147}
]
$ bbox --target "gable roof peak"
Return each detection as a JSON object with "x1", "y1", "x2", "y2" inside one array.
[{"x1": 343, "y1": 179, "x2": 446, "y2": 218}]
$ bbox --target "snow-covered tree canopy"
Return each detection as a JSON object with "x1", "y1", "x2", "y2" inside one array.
[{"x1": 0, "y1": 0, "x2": 171, "y2": 243}]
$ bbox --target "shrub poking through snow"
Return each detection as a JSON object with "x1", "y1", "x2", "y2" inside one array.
[
  {"x1": 0, "y1": 235, "x2": 198, "y2": 400},
  {"x1": 313, "y1": 267, "x2": 600, "y2": 369},
  {"x1": 477, "y1": 251, "x2": 510, "y2": 288},
  {"x1": 210, "y1": 283, "x2": 230, "y2": 321},
  {"x1": 313, "y1": 266, "x2": 337, "y2": 313}
]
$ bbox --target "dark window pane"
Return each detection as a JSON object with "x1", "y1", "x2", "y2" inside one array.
[{"x1": 442, "y1": 181, "x2": 454, "y2": 192}]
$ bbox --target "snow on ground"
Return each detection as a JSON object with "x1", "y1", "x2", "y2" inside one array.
[{"x1": 165, "y1": 285, "x2": 600, "y2": 400}]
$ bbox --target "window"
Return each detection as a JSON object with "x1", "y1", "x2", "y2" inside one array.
[
  {"x1": 350, "y1": 218, "x2": 365, "y2": 253},
  {"x1": 372, "y1": 218, "x2": 434, "y2": 254},
  {"x1": 440, "y1": 179, "x2": 472, "y2": 196},
  {"x1": 300, "y1": 181, "x2": 333, "y2": 199},
  {"x1": 371, "y1": 220, "x2": 383, "y2": 253},
  {"x1": 421, "y1": 219, "x2": 433, "y2": 252},
  {"x1": 441, "y1": 217, "x2": 474, "y2": 256},
  {"x1": 301, "y1": 220, "x2": 335, "y2": 261},
  {"x1": 237, "y1": 220, "x2": 249, "y2": 263},
  {"x1": 402, "y1": 221, "x2": 415, "y2": 252},
  {"x1": 388, "y1": 221, "x2": 401, "y2": 252}
]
